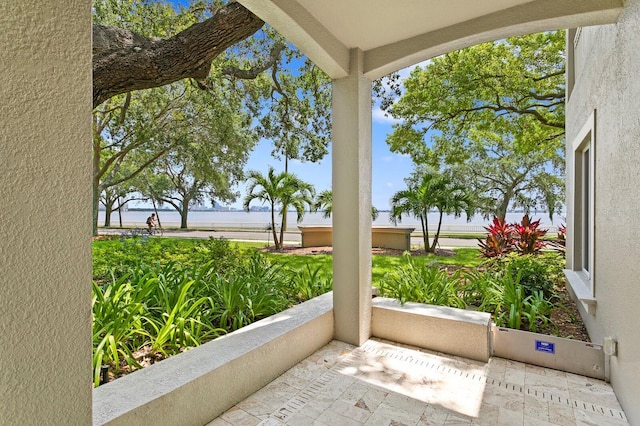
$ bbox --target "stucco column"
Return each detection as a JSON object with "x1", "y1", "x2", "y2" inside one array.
[
  {"x1": 331, "y1": 49, "x2": 372, "y2": 345},
  {"x1": 0, "y1": 2, "x2": 93, "y2": 424}
]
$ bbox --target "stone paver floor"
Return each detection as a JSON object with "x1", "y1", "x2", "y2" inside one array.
[{"x1": 208, "y1": 338, "x2": 628, "y2": 425}]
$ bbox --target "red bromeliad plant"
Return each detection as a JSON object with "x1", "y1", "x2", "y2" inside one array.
[
  {"x1": 513, "y1": 215, "x2": 548, "y2": 254},
  {"x1": 478, "y1": 215, "x2": 550, "y2": 258},
  {"x1": 477, "y1": 217, "x2": 515, "y2": 257}
]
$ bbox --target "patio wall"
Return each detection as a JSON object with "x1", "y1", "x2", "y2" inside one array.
[{"x1": 93, "y1": 293, "x2": 334, "y2": 425}]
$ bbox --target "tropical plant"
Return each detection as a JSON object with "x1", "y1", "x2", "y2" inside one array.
[
  {"x1": 288, "y1": 263, "x2": 333, "y2": 302},
  {"x1": 477, "y1": 217, "x2": 515, "y2": 258},
  {"x1": 243, "y1": 167, "x2": 315, "y2": 249},
  {"x1": 211, "y1": 253, "x2": 289, "y2": 331},
  {"x1": 513, "y1": 215, "x2": 548, "y2": 254},
  {"x1": 92, "y1": 272, "x2": 155, "y2": 386},
  {"x1": 460, "y1": 269, "x2": 499, "y2": 310},
  {"x1": 144, "y1": 262, "x2": 225, "y2": 356},
  {"x1": 379, "y1": 254, "x2": 465, "y2": 308},
  {"x1": 314, "y1": 189, "x2": 379, "y2": 220},
  {"x1": 391, "y1": 168, "x2": 474, "y2": 253},
  {"x1": 486, "y1": 252, "x2": 563, "y2": 298},
  {"x1": 523, "y1": 290, "x2": 553, "y2": 333},
  {"x1": 478, "y1": 214, "x2": 549, "y2": 258}
]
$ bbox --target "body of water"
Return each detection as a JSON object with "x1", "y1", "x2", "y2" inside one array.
[{"x1": 99, "y1": 210, "x2": 564, "y2": 232}]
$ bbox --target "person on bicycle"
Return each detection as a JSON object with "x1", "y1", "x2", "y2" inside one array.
[{"x1": 146, "y1": 213, "x2": 156, "y2": 233}]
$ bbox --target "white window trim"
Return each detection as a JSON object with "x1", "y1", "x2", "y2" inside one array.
[{"x1": 564, "y1": 110, "x2": 596, "y2": 314}]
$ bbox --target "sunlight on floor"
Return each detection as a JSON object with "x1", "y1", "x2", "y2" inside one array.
[{"x1": 209, "y1": 338, "x2": 628, "y2": 425}]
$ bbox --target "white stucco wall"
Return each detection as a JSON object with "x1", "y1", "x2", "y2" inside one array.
[
  {"x1": 565, "y1": 1, "x2": 640, "y2": 422},
  {"x1": 0, "y1": 1, "x2": 93, "y2": 424}
]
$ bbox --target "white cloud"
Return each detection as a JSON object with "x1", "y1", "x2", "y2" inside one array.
[
  {"x1": 381, "y1": 155, "x2": 394, "y2": 163},
  {"x1": 386, "y1": 182, "x2": 394, "y2": 188},
  {"x1": 372, "y1": 106, "x2": 400, "y2": 124}
]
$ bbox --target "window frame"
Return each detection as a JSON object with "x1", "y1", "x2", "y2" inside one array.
[{"x1": 565, "y1": 110, "x2": 596, "y2": 314}]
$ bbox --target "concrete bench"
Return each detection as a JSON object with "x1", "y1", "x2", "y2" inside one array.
[{"x1": 298, "y1": 226, "x2": 415, "y2": 251}]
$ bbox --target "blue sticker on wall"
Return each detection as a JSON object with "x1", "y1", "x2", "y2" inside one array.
[{"x1": 535, "y1": 340, "x2": 555, "y2": 354}]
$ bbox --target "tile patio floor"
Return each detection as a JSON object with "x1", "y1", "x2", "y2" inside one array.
[{"x1": 208, "y1": 338, "x2": 628, "y2": 425}]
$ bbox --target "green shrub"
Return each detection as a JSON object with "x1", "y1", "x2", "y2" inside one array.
[
  {"x1": 210, "y1": 252, "x2": 290, "y2": 331},
  {"x1": 288, "y1": 263, "x2": 333, "y2": 303},
  {"x1": 484, "y1": 252, "x2": 563, "y2": 298},
  {"x1": 379, "y1": 254, "x2": 465, "y2": 308}
]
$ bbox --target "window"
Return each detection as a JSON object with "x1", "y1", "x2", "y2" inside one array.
[
  {"x1": 565, "y1": 111, "x2": 596, "y2": 313},
  {"x1": 576, "y1": 145, "x2": 591, "y2": 276}
]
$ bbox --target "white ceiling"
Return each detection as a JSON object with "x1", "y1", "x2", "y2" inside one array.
[
  {"x1": 299, "y1": 0, "x2": 533, "y2": 51},
  {"x1": 238, "y1": 0, "x2": 622, "y2": 79}
]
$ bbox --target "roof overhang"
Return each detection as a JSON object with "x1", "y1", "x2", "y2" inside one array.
[{"x1": 238, "y1": 0, "x2": 623, "y2": 79}]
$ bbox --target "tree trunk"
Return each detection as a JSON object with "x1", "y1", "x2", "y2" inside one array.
[
  {"x1": 420, "y1": 214, "x2": 430, "y2": 251},
  {"x1": 279, "y1": 209, "x2": 286, "y2": 250},
  {"x1": 104, "y1": 203, "x2": 113, "y2": 227},
  {"x1": 118, "y1": 197, "x2": 123, "y2": 228},
  {"x1": 92, "y1": 138, "x2": 101, "y2": 237},
  {"x1": 430, "y1": 211, "x2": 444, "y2": 253},
  {"x1": 270, "y1": 205, "x2": 280, "y2": 249},
  {"x1": 180, "y1": 198, "x2": 189, "y2": 229},
  {"x1": 93, "y1": 3, "x2": 264, "y2": 107}
]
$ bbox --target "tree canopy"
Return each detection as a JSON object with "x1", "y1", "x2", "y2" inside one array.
[
  {"x1": 93, "y1": 0, "x2": 264, "y2": 107},
  {"x1": 92, "y1": 0, "x2": 332, "y2": 232},
  {"x1": 385, "y1": 31, "x2": 565, "y2": 218}
]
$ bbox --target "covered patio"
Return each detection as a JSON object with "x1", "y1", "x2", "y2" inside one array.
[{"x1": 1, "y1": 0, "x2": 631, "y2": 425}]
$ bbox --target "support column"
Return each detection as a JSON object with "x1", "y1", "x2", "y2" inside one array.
[
  {"x1": 0, "y1": 1, "x2": 93, "y2": 424},
  {"x1": 332, "y1": 49, "x2": 372, "y2": 345}
]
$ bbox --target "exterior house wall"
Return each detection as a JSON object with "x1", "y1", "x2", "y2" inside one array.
[
  {"x1": 565, "y1": 0, "x2": 640, "y2": 422},
  {"x1": 0, "y1": 1, "x2": 93, "y2": 424}
]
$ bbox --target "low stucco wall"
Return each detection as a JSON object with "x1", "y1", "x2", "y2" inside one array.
[
  {"x1": 299, "y1": 226, "x2": 415, "y2": 250},
  {"x1": 93, "y1": 292, "x2": 334, "y2": 426},
  {"x1": 371, "y1": 298, "x2": 491, "y2": 362}
]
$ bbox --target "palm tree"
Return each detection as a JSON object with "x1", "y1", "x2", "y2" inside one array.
[
  {"x1": 390, "y1": 184, "x2": 434, "y2": 251},
  {"x1": 243, "y1": 167, "x2": 315, "y2": 250},
  {"x1": 391, "y1": 170, "x2": 474, "y2": 253},
  {"x1": 430, "y1": 178, "x2": 475, "y2": 251},
  {"x1": 314, "y1": 189, "x2": 379, "y2": 220}
]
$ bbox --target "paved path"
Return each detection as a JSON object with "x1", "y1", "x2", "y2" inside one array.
[{"x1": 98, "y1": 227, "x2": 479, "y2": 248}]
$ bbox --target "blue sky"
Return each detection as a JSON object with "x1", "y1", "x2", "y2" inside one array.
[{"x1": 235, "y1": 100, "x2": 415, "y2": 211}]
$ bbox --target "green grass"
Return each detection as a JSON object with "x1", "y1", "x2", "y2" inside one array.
[
  {"x1": 94, "y1": 237, "x2": 481, "y2": 283},
  {"x1": 261, "y1": 247, "x2": 482, "y2": 288},
  {"x1": 262, "y1": 252, "x2": 333, "y2": 278}
]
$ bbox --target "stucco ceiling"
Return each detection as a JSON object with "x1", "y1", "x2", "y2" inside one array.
[{"x1": 238, "y1": 0, "x2": 622, "y2": 80}]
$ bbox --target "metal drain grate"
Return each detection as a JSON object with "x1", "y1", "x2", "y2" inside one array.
[
  {"x1": 358, "y1": 343, "x2": 628, "y2": 422},
  {"x1": 264, "y1": 352, "x2": 358, "y2": 423}
]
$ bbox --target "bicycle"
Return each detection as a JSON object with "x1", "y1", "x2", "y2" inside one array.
[{"x1": 147, "y1": 226, "x2": 164, "y2": 237}]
